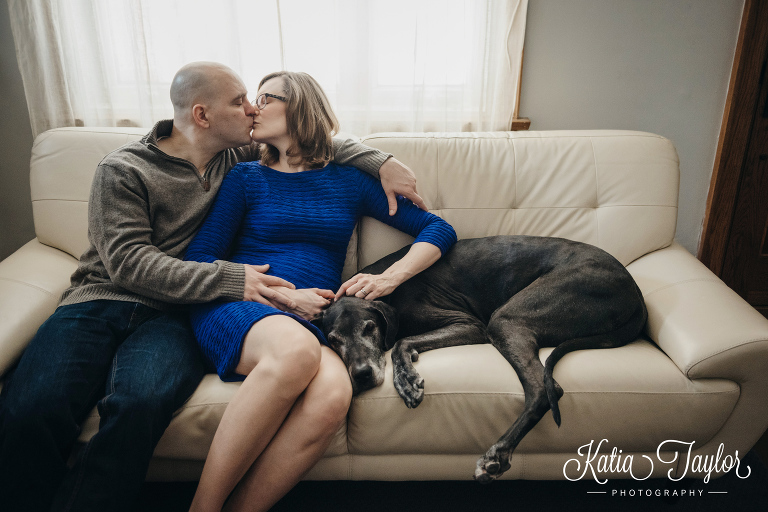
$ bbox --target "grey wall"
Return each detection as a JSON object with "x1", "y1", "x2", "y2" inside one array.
[
  {"x1": 0, "y1": 0, "x2": 745, "y2": 260},
  {"x1": 0, "y1": 0, "x2": 34, "y2": 261},
  {"x1": 520, "y1": 0, "x2": 744, "y2": 254}
]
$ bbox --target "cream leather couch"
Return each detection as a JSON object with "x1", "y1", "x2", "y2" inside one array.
[{"x1": 2, "y1": 128, "x2": 768, "y2": 483}]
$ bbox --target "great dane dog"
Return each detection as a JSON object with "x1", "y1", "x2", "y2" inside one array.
[{"x1": 320, "y1": 235, "x2": 647, "y2": 482}]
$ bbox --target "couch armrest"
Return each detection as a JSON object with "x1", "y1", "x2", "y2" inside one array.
[
  {"x1": 627, "y1": 243, "x2": 768, "y2": 381},
  {"x1": 0, "y1": 239, "x2": 77, "y2": 377},
  {"x1": 627, "y1": 243, "x2": 768, "y2": 462}
]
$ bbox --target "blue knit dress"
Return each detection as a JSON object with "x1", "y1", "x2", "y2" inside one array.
[{"x1": 185, "y1": 162, "x2": 457, "y2": 381}]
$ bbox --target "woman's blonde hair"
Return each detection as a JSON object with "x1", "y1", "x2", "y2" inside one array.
[{"x1": 258, "y1": 71, "x2": 340, "y2": 169}]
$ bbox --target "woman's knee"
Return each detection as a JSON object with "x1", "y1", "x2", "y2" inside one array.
[
  {"x1": 263, "y1": 329, "x2": 321, "y2": 378},
  {"x1": 276, "y1": 330, "x2": 322, "y2": 373},
  {"x1": 240, "y1": 320, "x2": 322, "y2": 387}
]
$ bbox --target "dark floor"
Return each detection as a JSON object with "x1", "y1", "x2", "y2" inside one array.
[{"x1": 137, "y1": 449, "x2": 768, "y2": 512}]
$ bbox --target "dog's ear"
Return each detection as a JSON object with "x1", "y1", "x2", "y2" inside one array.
[
  {"x1": 370, "y1": 301, "x2": 399, "y2": 350},
  {"x1": 317, "y1": 300, "x2": 342, "y2": 334}
]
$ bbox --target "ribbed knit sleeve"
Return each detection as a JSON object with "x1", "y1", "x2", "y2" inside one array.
[
  {"x1": 185, "y1": 165, "x2": 249, "y2": 264},
  {"x1": 332, "y1": 138, "x2": 392, "y2": 179},
  {"x1": 355, "y1": 171, "x2": 457, "y2": 255}
]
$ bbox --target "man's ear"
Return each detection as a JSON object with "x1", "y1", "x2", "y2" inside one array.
[
  {"x1": 370, "y1": 301, "x2": 399, "y2": 350},
  {"x1": 192, "y1": 104, "x2": 210, "y2": 128}
]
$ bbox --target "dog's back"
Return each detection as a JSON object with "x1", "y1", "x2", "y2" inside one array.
[{"x1": 368, "y1": 236, "x2": 642, "y2": 338}]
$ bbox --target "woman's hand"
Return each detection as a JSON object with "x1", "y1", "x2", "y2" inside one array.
[
  {"x1": 335, "y1": 242, "x2": 442, "y2": 301},
  {"x1": 270, "y1": 286, "x2": 335, "y2": 321},
  {"x1": 335, "y1": 273, "x2": 401, "y2": 301}
]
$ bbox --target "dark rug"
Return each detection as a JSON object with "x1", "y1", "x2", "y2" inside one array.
[{"x1": 137, "y1": 449, "x2": 768, "y2": 512}]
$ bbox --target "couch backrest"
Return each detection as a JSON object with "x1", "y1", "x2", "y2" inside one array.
[
  {"x1": 30, "y1": 127, "x2": 147, "y2": 260},
  {"x1": 30, "y1": 128, "x2": 679, "y2": 270},
  {"x1": 357, "y1": 131, "x2": 679, "y2": 269}
]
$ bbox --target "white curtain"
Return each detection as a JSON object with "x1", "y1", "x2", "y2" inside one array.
[{"x1": 8, "y1": 0, "x2": 528, "y2": 138}]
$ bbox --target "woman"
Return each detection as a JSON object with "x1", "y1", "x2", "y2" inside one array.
[{"x1": 185, "y1": 71, "x2": 456, "y2": 512}]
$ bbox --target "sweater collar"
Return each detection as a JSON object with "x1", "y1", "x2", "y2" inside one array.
[{"x1": 143, "y1": 119, "x2": 174, "y2": 146}]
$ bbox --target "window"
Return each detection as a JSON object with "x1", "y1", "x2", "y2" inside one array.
[{"x1": 8, "y1": 0, "x2": 528, "y2": 137}]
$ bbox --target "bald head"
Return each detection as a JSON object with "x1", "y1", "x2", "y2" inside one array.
[{"x1": 170, "y1": 62, "x2": 240, "y2": 116}]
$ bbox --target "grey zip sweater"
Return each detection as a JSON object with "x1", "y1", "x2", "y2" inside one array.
[{"x1": 59, "y1": 120, "x2": 391, "y2": 311}]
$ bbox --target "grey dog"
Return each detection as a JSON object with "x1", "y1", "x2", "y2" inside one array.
[{"x1": 320, "y1": 235, "x2": 647, "y2": 482}]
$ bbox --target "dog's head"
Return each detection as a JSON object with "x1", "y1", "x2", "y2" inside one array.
[{"x1": 321, "y1": 296, "x2": 399, "y2": 395}]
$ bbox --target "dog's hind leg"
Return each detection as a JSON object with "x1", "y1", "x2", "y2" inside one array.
[
  {"x1": 392, "y1": 320, "x2": 486, "y2": 409},
  {"x1": 474, "y1": 321, "x2": 555, "y2": 483}
]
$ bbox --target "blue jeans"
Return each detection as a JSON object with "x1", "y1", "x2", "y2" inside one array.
[{"x1": 0, "y1": 300, "x2": 205, "y2": 512}]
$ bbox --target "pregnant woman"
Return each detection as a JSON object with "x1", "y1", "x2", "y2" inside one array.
[{"x1": 185, "y1": 71, "x2": 456, "y2": 512}]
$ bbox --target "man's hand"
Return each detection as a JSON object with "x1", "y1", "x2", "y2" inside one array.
[
  {"x1": 244, "y1": 264, "x2": 296, "y2": 309},
  {"x1": 379, "y1": 157, "x2": 428, "y2": 215},
  {"x1": 270, "y1": 287, "x2": 336, "y2": 321}
]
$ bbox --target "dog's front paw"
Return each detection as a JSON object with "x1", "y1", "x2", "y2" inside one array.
[
  {"x1": 393, "y1": 366, "x2": 425, "y2": 408},
  {"x1": 474, "y1": 445, "x2": 512, "y2": 484}
]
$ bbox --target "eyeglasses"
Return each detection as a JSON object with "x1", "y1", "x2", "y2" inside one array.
[{"x1": 252, "y1": 93, "x2": 287, "y2": 110}]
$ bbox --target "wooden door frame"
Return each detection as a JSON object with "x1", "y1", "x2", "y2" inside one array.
[{"x1": 698, "y1": 0, "x2": 768, "y2": 275}]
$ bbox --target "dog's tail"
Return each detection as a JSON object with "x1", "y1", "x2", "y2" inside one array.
[{"x1": 544, "y1": 297, "x2": 647, "y2": 427}]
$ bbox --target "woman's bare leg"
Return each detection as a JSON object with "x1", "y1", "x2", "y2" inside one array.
[
  {"x1": 223, "y1": 346, "x2": 353, "y2": 512},
  {"x1": 189, "y1": 316, "x2": 322, "y2": 512}
]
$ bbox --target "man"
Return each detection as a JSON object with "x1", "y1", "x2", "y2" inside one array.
[{"x1": 0, "y1": 62, "x2": 425, "y2": 512}]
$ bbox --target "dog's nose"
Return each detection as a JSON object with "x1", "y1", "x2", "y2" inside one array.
[{"x1": 351, "y1": 364, "x2": 373, "y2": 384}]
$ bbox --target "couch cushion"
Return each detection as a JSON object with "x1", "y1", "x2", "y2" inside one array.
[
  {"x1": 82, "y1": 338, "x2": 738, "y2": 465},
  {"x1": 345, "y1": 340, "x2": 738, "y2": 457},
  {"x1": 358, "y1": 131, "x2": 679, "y2": 268},
  {"x1": 78, "y1": 374, "x2": 350, "y2": 460},
  {"x1": 0, "y1": 240, "x2": 78, "y2": 375}
]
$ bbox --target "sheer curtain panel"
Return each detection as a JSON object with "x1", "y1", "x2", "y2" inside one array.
[{"x1": 8, "y1": 0, "x2": 528, "y2": 138}]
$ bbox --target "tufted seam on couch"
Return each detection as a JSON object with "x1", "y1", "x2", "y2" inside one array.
[
  {"x1": 0, "y1": 276, "x2": 57, "y2": 296},
  {"x1": 173, "y1": 402, "x2": 230, "y2": 409},
  {"x1": 32, "y1": 198, "x2": 88, "y2": 204},
  {"x1": 352, "y1": 388, "x2": 739, "y2": 402},
  {"x1": 513, "y1": 139, "x2": 519, "y2": 211},
  {"x1": 642, "y1": 277, "x2": 725, "y2": 298},
  {"x1": 521, "y1": 453, "x2": 527, "y2": 479},
  {"x1": 360, "y1": 132, "x2": 670, "y2": 142},
  {"x1": 85, "y1": 400, "x2": 230, "y2": 418},
  {"x1": 595, "y1": 204, "x2": 678, "y2": 209},
  {"x1": 544, "y1": 389, "x2": 739, "y2": 395},
  {"x1": 436, "y1": 135, "x2": 441, "y2": 210},
  {"x1": 589, "y1": 137, "x2": 600, "y2": 246},
  {"x1": 415, "y1": 204, "x2": 677, "y2": 211},
  {"x1": 34, "y1": 127, "x2": 144, "y2": 138}
]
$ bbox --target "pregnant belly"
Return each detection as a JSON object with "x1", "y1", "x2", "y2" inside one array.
[{"x1": 230, "y1": 246, "x2": 343, "y2": 290}]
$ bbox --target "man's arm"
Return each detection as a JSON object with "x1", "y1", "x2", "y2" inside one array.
[
  {"x1": 332, "y1": 138, "x2": 427, "y2": 215},
  {"x1": 88, "y1": 165, "x2": 293, "y2": 305}
]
